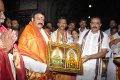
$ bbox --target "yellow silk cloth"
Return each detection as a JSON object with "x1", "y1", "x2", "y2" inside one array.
[
  {"x1": 18, "y1": 21, "x2": 47, "y2": 63},
  {"x1": 26, "y1": 69, "x2": 52, "y2": 80},
  {"x1": 55, "y1": 73, "x2": 71, "y2": 80}
]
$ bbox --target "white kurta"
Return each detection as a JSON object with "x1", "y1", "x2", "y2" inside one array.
[
  {"x1": 107, "y1": 33, "x2": 120, "y2": 80},
  {"x1": 78, "y1": 28, "x2": 89, "y2": 37},
  {"x1": 113, "y1": 33, "x2": 120, "y2": 39},
  {"x1": 51, "y1": 30, "x2": 66, "y2": 43},
  {"x1": 67, "y1": 31, "x2": 73, "y2": 43},
  {"x1": 51, "y1": 30, "x2": 59, "y2": 42},
  {"x1": 8, "y1": 53, "x2": 16, "y2": 80},
  {"x1": 40, "y1": 28, "x2": 49, "y2": 44},
  {"x1": 22, "y1": 56, "x2": 47, "y2": 73},
  {"x1": 77, "y1": 30, "x2": 109, "y2": 80},
  {"x1": 112, "y1": 33, "x2": 120, "y2": 55},
  {"x1": 104, "y1": 28, "x2": 110, "y2": 36}
]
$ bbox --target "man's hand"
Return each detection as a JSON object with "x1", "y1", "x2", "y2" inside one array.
[
  {"x1": 0, "y1": 29, "x2": 16, "y2": 52},
  {"x1": 69, "y1": 42, "x2": 81, "y2": 46},
  {"x1": 82, "y1": 55, "x2": 91, "y2": 63},
  {"x1": 114, "y1": 38, "x2": 120, "y2": 44},
  {"x1": 110, "y1": 38, "x2": 120, "y2": 48}
]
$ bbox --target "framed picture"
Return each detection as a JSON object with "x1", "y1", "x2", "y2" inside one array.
[{"x1": 47, "y1": 42, "x2": 83, "y2": 74}]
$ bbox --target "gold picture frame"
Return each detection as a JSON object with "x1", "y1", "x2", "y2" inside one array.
[{"x1": 47, "y1": 42, "x2": 83, "y2": 74}]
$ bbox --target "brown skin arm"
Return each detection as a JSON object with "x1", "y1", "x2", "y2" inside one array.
[
  {"x1": 82, "y1": 48, "x2": 108, "y2": 63},
  {"x1": 109, "y1": 38, "x2": 120, "y2": 48}
]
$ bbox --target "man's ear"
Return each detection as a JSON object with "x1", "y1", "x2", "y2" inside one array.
[
  {"x1": 57, "y1": 23, "x2": 59, "y2": 27},
  {"x1": 100, "y1": 24, "x2": 102, "y2": 27},
  {"x1": 31, "y1": 18, "x2": 34, "y2": 21},
  {"x1": 90, "y1": 23, "x2": 92, "y2": 26}
]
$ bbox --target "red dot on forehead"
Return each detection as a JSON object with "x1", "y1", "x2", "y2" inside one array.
[{"x1": 40, "y1": 17, "x2": 43, "y2": 18}]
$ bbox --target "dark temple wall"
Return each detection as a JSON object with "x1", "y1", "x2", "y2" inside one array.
[{"x1": 4, "y1": 0, "x2": 120, "y2": 30}]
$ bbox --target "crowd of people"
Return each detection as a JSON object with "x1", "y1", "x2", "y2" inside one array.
[{"x1": 0, "y1": 0, "x2": 120, "y2": 80}]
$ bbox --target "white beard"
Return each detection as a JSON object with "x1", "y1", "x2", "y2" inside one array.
[{"x1": 0, "y1": 18, "x2": 4, "y2": 24}]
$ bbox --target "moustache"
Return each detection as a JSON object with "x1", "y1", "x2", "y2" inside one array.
[
  {"x1": 60, "y1": 25, "x2": 66, "y2": 27},
  {"x1": 91, "y1": 26, "x2": 97, "y2": 29},
  {"x1": 0, "y1": 18, "x2": 5, "y2": 24},
  {"x1": 81, "y1": 26, "x2": 85, "y2": 28}
]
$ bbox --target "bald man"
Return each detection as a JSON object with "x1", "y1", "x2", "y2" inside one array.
[
  {"x1": 0, "y1": 0, "x2": 5, "y2": 25},
  {"x1": 0, "y1": 0, "x2": 17, "y2": 80}
]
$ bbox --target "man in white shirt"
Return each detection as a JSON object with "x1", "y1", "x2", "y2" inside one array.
[
  {"x1": 78, "y1": 18, "x2": 89, "y2": 37},
  {"x1": 107, "y1": 24, "x2": 120, "y2": 80},
  {"x1": 67, "y1": 20, "x2": 76, "y2": 43},
  {"x1": 51, "y1": 17, "x2": 73, "y2": 80},
  {"x1": 77, "y1": 17, "x2": 109, "y2": 80},
  {"x1": 105, "y1": 19, "x2": 117, "y2": 36},
  {"x1": 109, "y1": 24, "x2": 120, "y2": 54},
  {"x1": 51, "y1": 17, "x2": 68, "y2": 43}
]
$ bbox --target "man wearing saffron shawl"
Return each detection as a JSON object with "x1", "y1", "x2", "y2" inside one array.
[{"x1": 18, "y1": 10, "x2": 50, "y2": 80}]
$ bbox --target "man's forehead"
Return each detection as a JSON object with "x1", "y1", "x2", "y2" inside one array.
[
  {"x1": 0, "y1": 0, "x2": 4, "y2": 11},
  {"x1": 35, "y1": 13, "x2": 44, "y2": 17},
  {"x1": 12, "y1": 20, "x2": 18, "y2": 23},
  {"x1": 110, "y1": 20, "x2": 116, "y2": 23},
  {"x1": 59, "y1": 19, "x2": 67, "y2": 23},
  {"x1": 91, "y1": 18, "x2": 100, "y2": 22},
  {"x1": 80, "y1": 20, "x2": 86, "y2": 23}
]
